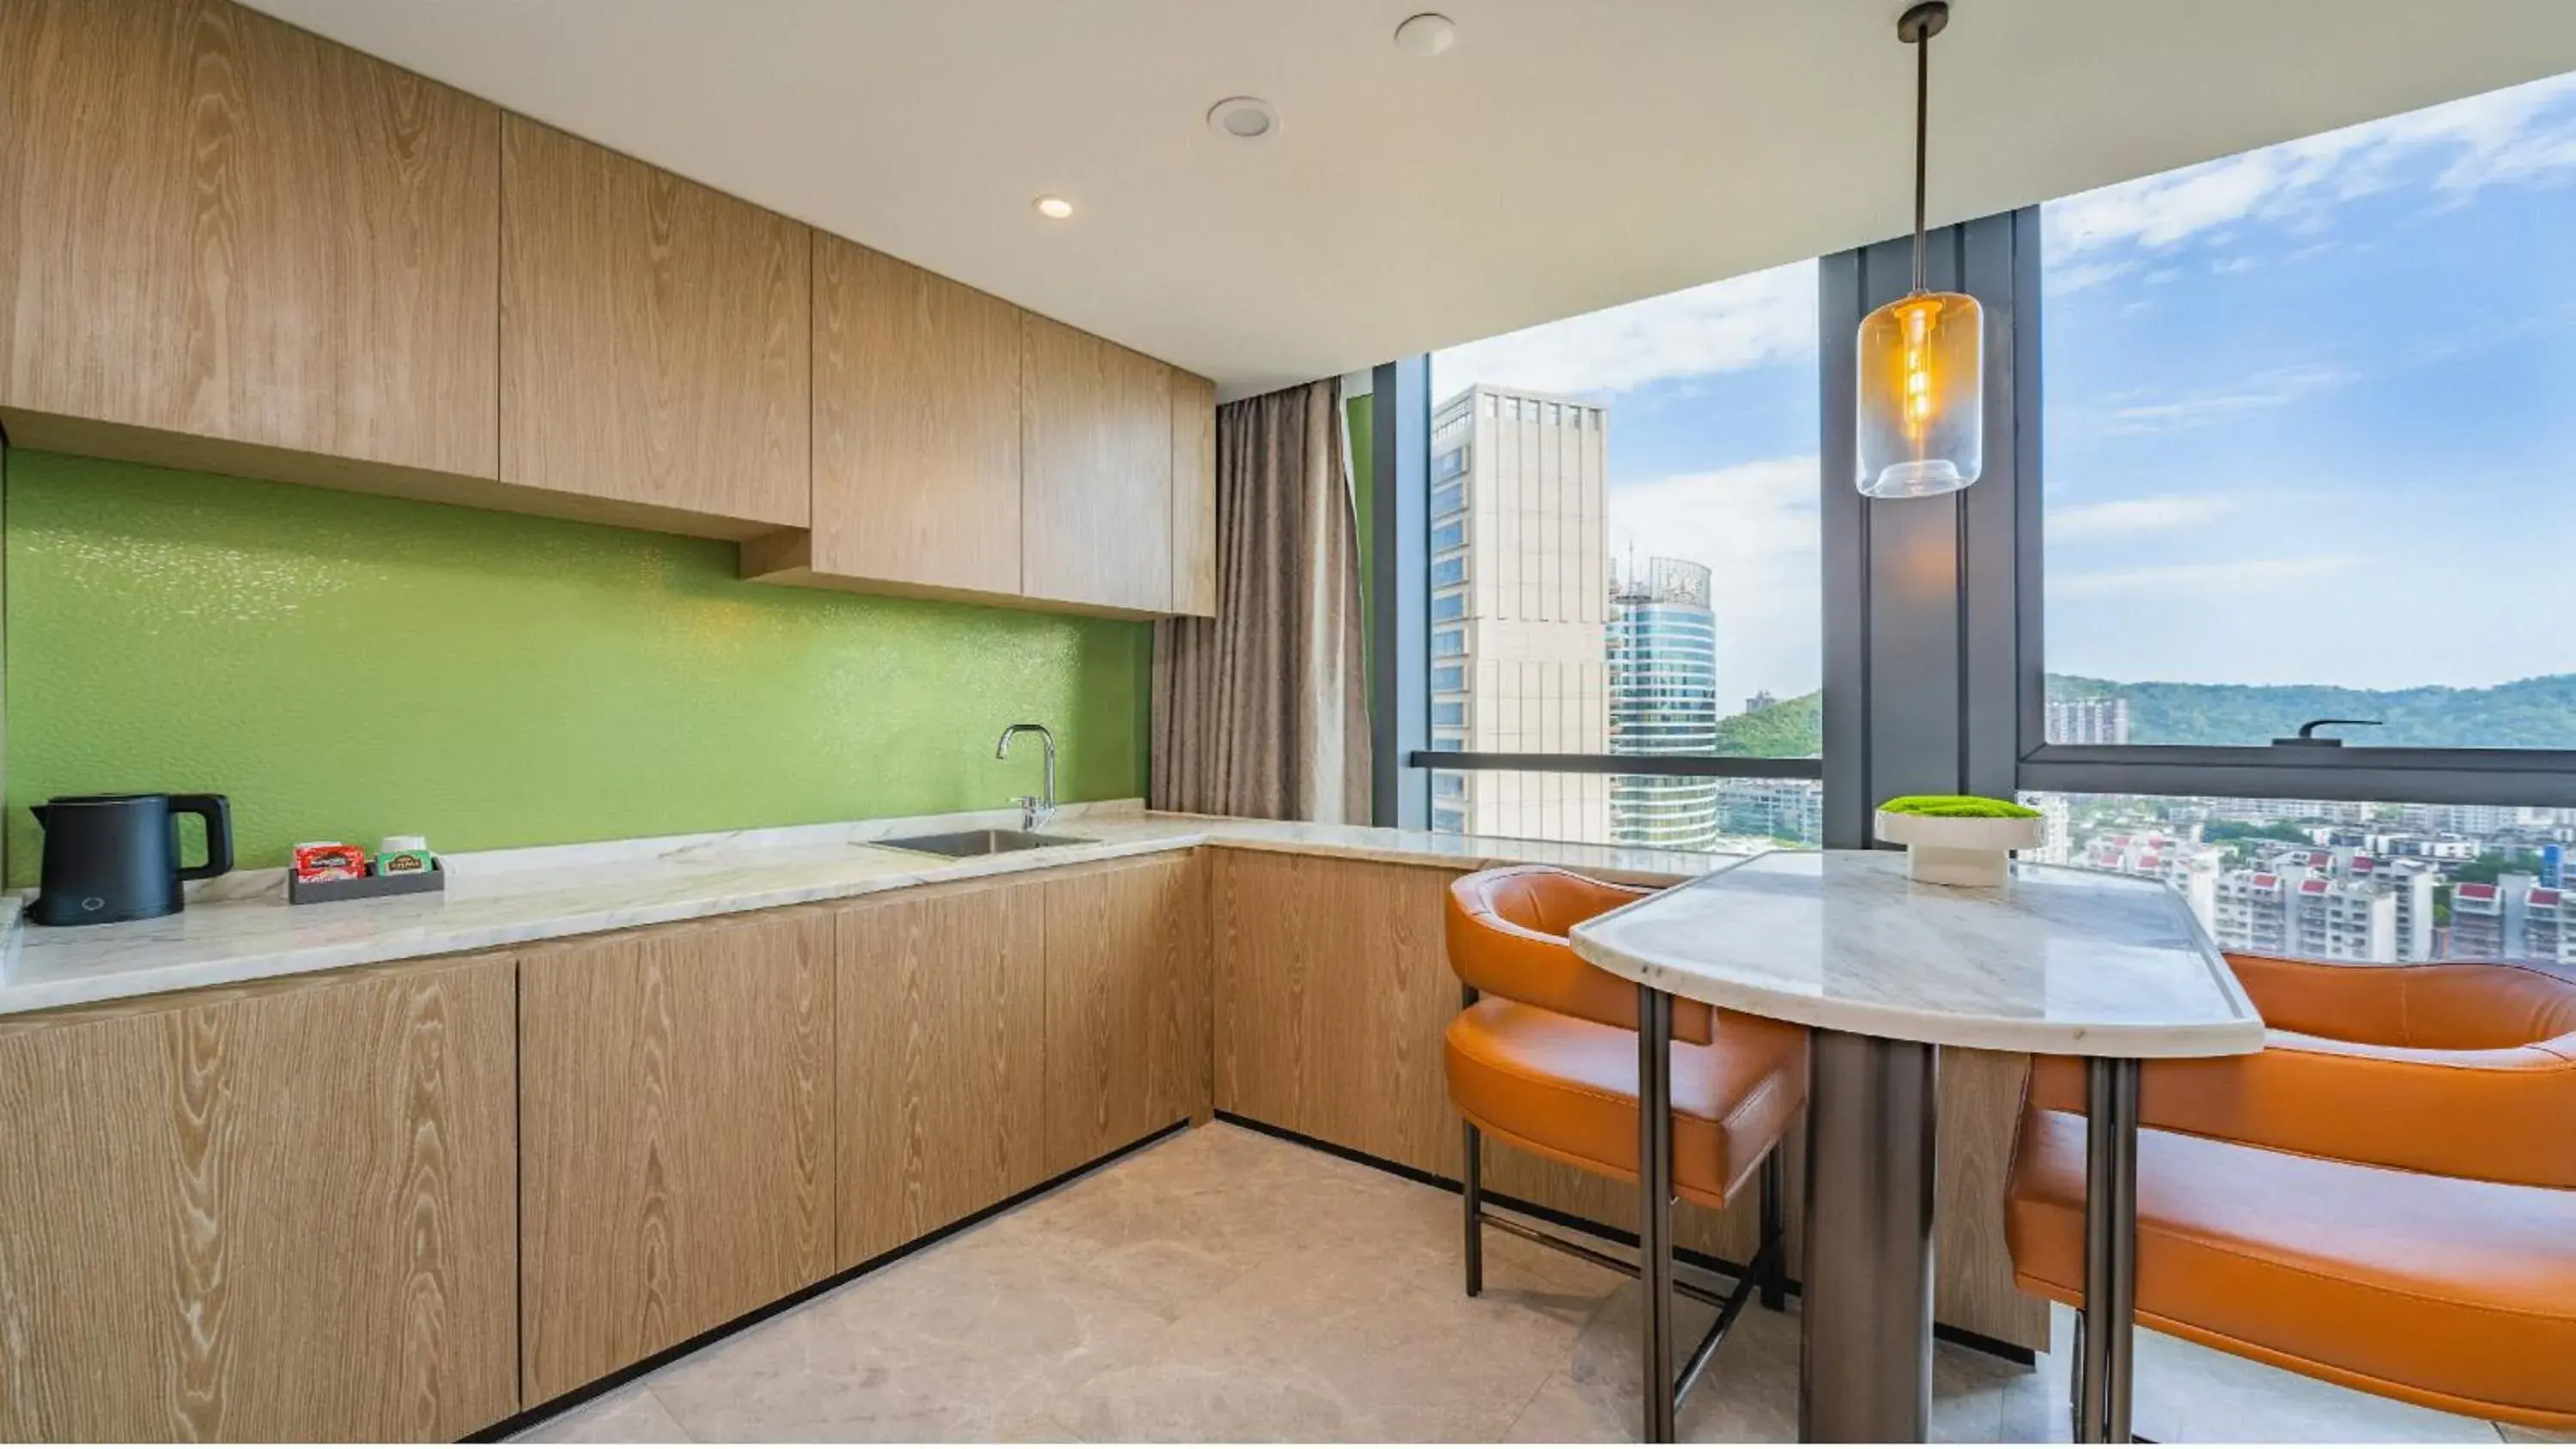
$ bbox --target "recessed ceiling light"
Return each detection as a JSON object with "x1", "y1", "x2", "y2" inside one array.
[
  {"x1": 1394, "y1": 13, "x2": 1456, "y2": 58},
  {"x1": 1032, "y1": 195, "x2": 1074, "y2": 220},
  {"x1": 1206, "y1": 96, "x2": 1279, "y2": 141}
]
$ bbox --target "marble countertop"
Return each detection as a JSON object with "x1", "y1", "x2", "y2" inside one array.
[
  {"x1": 0, "y1": 801, "x2": 1737, "y2": 1018},
  {"x1": 1570, "y1": 850, "x2": 2264, "y2": 1058}
]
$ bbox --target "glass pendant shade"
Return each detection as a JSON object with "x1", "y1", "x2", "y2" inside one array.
[{"x1": 1856, "y1": 289, "x2": 1983, "y2": 497}]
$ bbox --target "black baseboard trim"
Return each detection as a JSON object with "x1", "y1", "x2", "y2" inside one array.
[
  {"x1": 466, "y1": 1119, "x2": 1192, "y2": 1442},
  {"x1": 1211, "y1": 1110, "x2": 2038, "y2": 1369}
]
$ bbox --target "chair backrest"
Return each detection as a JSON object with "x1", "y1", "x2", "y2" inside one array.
[
  {"x1": 2224, "y1": 952, "x2": 2576, "y2": 1052},
  {"x1": 1445, "y1": 864, "x2": 1715, "y2": 1045}
]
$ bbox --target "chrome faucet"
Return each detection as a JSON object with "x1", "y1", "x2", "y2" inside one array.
[{"x1": 996, "y1": 723, "x2": 1057, "y2": 831}]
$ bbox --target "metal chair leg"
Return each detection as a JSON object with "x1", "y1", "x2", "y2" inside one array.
[
  {"x1": 1758, "y1": 1146, "x2": 1788, "y2": 1312},
  {"x1": 1463, "y1": 1120, "x2": 1485, "y2": 1297},
  {"x1": 1637, "y1": 983, "x2": 1677, "y2": 1443}
]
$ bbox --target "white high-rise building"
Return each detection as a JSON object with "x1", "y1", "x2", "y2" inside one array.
[
  {"x1": 2045, "y1": 696, "x2": 2131, "y2": 744},
  {"x1": 1426, "y1": 385, "x2": 1610, "y2": 842}
]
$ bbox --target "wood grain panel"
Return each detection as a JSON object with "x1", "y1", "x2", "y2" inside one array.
[
  {"x1": 835, "y1": 876, "x2": 1048, "y2": 1268},
  {"x1": 1041, "y1": 854, "x2": 1204, "y2": 1176},
  {"x1": 1021, "y1": 312, "x2": 1173, "y2": 614},
  {"x1": 1169, "y1": 369, "x2": 1218, "y2": 617},
  {"x1": 501, "y1": 116, "x2": 810, "y2": 532},
  {"x1": 0, "y1": 0, "x2": 500, "y2": 476},
  {"x1": 0, "y1": 955, "x2": 518, "y2": 1441},
  {"x1": 1934, "y1": 1047, "x2": 2050, "y2": 1349},
  {"x1": 1212, "y1": 848, "x2": 1462, "y2": 1179},
  {"x1": 806, "y1": 236, "x2": 1023, "y2": 593},
  {"x1": 519, "y1": 910, "x2": 835, "y2": 1403}
]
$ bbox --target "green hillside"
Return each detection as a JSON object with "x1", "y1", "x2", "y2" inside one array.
[
  {"x1": 2045, "y1": 673, "x2": 2576, "y2": 749},
  {"x1": 1716, "y1": 689, "x2": 1821, "y2": 757},
  {"x1": 1700, "y1": 674, "x2": 2576, "y2": 756}
]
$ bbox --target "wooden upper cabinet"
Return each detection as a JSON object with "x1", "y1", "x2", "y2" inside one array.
[
  {"x1": 781, "y1": 236, "x2": 1024, "y2": 597},
  {"x1": 500, "y1": 117, "x2": 811, "y2": 537},
  {"x1": 0, "y1": 956, "x2": 519, "y2": 1441},
  {"x1": 1020, "y1": 313, "x2": 1174, "y2": 615},
  {"x1": 1169, "y1": 370, "x2": 1219, "y2": 618},
  {"x1": 0, "y1": 0, "x2": 500, "y2": 477},
  {"x1": 517, "y1": 910, "x2": 834, "y2": 1404}
]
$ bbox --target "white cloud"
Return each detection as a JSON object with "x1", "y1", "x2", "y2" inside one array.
[
  {"x1": 2045, "y1": 71, "x2": 2576, "y2": 262},
  {"x1": 2103, "y1": 364, "x2": 2349, "y2": 434},
  {"x1": 1431, "y1": 260, "x2": 1817, "y2": 401},
  {"x1": 1607, "y1": 457, "x2": 1822, "y2": 701},
  {"x1": 2045, "y1": 495, "x2": 2236, "y2": 543},
  {"x1": 2050, "y1": 555, "x2": 2363, "y2": 601},
  {"x1": 2044, "y1": 259, "x2": 2136, "y2": 295}
]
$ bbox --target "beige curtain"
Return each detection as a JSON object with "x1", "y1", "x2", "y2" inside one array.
[{"x1": 1151, "y1": 379, "x2": 1371, "y2": 822}]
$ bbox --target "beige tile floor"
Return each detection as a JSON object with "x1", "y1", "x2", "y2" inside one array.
[{"x1": 517, "y1": 1122, "x2": 2548, "y2": 1444}]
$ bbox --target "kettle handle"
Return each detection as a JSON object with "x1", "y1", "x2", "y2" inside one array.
[{"x1": 169, "y1": 794, "x2": 234, "y2": 881}]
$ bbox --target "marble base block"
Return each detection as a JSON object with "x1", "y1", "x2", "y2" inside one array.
[{"x1": 1905, "y1": 842, "x2": 2010, "y2": 888}]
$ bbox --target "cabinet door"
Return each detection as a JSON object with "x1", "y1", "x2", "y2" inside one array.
[
  {"x1": 1211, "y1": 850, "x2": 1463, "y2": 1179},
  {"x1": 500, "y1": 116, "x2": 811, "y2": 536},
  {"x1": 519, "y1": 911, "x2": 834, "y2": 1403},
  {"x1": 835, "y1": 878, "x2": 1048, "y2": 1268},
  {"x1": 1169, "y1": 369, "x2": 1219, "y2": 618},
  {"x1": 803, "y1": 236, "x2": 1024, "y2": 597},
  {"x1": 1020, "y1": 313, "x2": 1173, "y2": 614},
  {"x1": 0, "y1": 0, "x2": 500, "y2": 476},
  {"x1": 1042, "y1": 854, "x2": 1206, "y2": 1176},
  {"x1": 0, "y1": 956, "x2": 518, "y2": 1441}
]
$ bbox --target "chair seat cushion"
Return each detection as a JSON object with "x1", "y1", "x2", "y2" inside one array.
[
  {"x1": 2008, "y1": 1108, "x2": 2576, "y2": 1428},
  {"x1": 1444, "y1": 997, "x2": 1805, "y2": 1210}
]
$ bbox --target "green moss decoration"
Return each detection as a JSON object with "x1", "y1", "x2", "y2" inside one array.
[{"x1": 1877, "y1": 794, "x2": 2041, "y2": 820}]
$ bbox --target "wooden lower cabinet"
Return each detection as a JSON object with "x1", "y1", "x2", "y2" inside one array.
[
  {"x1": 1207, "y1": 846, "x2": 2051, "y2": 1355},
  {"x1": 1041, "y1": 853, "x2": 1207, "y2": 1176},
  {"x1": 0, "y1": 955, "x2": 519, "y2": 1441},
  {"x1": 1211, "y1": 849, "x2": 1462, "y2": 1178},
  {"x1": 517, "y1": 910, "x2": 835, "y2": 1404},
  {"x1": 835, "y1": 876, "x2": 1050, "y2": 1267}
]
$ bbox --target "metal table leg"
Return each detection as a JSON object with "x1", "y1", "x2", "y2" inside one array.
[
  {"x1": 1637, "y1": 983, "x2": 1677, "y2": 1443},
  {"x1": 2077, "y1": 1058, "x2": 2142, "y2": 1443},
  {"x1": 1799, "y1": 1028, "x2": 1938, "y2": 1443}
]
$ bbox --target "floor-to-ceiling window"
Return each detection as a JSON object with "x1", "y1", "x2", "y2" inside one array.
[
  {"x1": 1415, "y1": 261, "x2": 1826, "y2": 850},
  {"x1": 2021, "y1": 68, "x2": 2576, "y2": 964}
]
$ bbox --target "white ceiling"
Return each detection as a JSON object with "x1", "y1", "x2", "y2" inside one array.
[{"x1": 247, "y1": 0, "x2": 2576, "y2": 400}]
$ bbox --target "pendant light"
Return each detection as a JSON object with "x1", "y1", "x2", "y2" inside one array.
[{"x1": 1856, "y1": 1, "x2": 1983, "y2": 498}]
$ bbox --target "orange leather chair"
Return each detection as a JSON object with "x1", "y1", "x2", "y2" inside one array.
[
  {"x1": 2008, "y1": 953, "x2": 2576, "y2": 1433},
  {"x1": 1443, "y1": 865, "x2": 1807, "y2": 1404}
]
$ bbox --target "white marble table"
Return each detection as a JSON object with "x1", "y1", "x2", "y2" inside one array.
[{"x1": 1569, "y1": 851, "x2": 2265, "y2": 1445}]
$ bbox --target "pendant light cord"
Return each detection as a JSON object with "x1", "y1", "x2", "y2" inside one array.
[{"x1": 1911, "y1": 22, "x2": 1929, "y2": 295}]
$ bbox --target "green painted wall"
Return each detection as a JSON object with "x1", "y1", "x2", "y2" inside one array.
[{"x1": 3, "y1": 452, "x2": 1151, "y2": 883}]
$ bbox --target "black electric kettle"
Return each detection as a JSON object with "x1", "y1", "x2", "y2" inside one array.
[{"x1": 29, "y1": 793, "x2": 233, "y2": 926}]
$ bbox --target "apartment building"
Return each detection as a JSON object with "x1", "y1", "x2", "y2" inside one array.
[{"x1": 2045, "y1": 696, "x2": 2131, "y2": 744}]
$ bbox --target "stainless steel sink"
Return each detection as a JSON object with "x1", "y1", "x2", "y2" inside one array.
[{"x1": 877, "y1": 828, "x2": 1091, "y2": 858}]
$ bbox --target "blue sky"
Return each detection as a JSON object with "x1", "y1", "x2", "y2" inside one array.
[
  {"x1": 1435, "y1": 67, "x2": 2576, "y2": 714},
  {"x1": 2044, "y1": 70, "x2": 2576, "y2": 690}
]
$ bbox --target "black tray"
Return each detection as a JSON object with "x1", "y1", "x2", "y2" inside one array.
[{"x1": 289, "y1": 866, "x2": 445, "y2": 906}]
